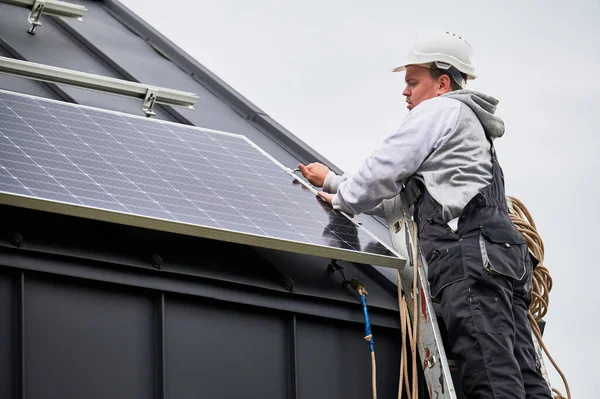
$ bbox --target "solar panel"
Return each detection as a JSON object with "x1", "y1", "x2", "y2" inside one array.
[{"x1": 0, "y1": 89, "x2": 403, "y2": 268}]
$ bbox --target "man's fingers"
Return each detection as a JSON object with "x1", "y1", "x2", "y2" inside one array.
[
  {"x1": 317, "y1": 191, "x2": 333, "y2": 205},
  {"x1": 297, "y1": 163, "x2": 310, "y2": 177}
]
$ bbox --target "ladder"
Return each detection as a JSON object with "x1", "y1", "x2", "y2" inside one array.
[
  {"x1": 383, "y1": 192, "x2": 457, "y2": 399},
  {"x1": 382, "y1": 192, "x2": 553, "y2": 399}
]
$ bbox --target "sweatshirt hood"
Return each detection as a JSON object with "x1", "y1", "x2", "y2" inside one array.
[{"x1": 442, "y1": 90, "x2": 505, "y2": 139}]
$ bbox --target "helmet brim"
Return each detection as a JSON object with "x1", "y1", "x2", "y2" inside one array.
[{"x1": 391, "y1": 63, "x2": 477, "y2": 80}]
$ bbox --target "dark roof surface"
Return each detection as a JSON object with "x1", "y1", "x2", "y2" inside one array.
[{"x1": 0, "y1": 0, "x2": 400, "y2": 302}]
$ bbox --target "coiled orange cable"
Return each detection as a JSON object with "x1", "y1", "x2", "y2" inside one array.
[{"x1": 508, "y1": 196, "x2": 571, "y2": 399}]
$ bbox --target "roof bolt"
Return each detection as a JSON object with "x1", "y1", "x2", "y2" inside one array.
[
  {"x1": 151, "y1": 253, "x2": 163, "y2": 269},
  {"x1": 10, "y1": 232, "x2": 23, "y2": 248}
]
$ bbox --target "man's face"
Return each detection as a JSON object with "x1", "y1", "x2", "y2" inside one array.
[{"x1": 402, "y1": 65, "x2": 443, "y2": 111}]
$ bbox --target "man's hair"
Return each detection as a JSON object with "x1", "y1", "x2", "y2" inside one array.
[{"x1": 428, "y1": 67, "x2": 467, "y2": 91}]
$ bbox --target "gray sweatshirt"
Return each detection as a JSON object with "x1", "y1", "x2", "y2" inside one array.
[{"x1": 325, "y1": 90, "x2": 505, "y2": 222}]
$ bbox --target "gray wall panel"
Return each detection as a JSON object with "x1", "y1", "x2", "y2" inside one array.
[
  {"x1": 165, "y1": 296, "x2": 288, "y2": 399},
  {"x1": 0, "y1": 272, "x2": 15, "y2": 399},
  {"x1": 296, "y1": 316, "x2": 401, "y2": 399},
  {"x1": 24, "y1": 276, "x2": 155, "y2": 399}
]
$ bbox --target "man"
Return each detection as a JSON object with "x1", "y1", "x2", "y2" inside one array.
[{"x1": 298, "y1": 32, "x2": 551, "y2": 398}]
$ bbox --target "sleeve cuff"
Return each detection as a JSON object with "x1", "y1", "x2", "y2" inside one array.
[
  {"x1": 331, "y1": 194, "x2": 341, "y2": 210},
  {"x1": 323, "y1": 171, "x2": 343, "y2": 193}
]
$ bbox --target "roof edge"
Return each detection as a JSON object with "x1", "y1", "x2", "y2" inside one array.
[{"x1": 102, "y1": 0, "x2": 343, "y2": 175}]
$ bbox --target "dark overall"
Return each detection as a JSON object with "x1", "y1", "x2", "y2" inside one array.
[{"x1": 412, "y1": 141, "x2": 552, "y2": 398}]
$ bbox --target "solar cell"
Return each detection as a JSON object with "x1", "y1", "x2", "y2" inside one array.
[{"x1": 0, "y1": 89, "x2": 403, "y2": 268}]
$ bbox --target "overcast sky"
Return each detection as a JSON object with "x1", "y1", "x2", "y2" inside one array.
[{"x1": 119, "y1": 0, "x2": 596, "y2": 396}]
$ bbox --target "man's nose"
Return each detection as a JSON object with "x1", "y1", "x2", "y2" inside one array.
[{"x1": 402, "y1": 86, "x2": 411, "y2": 97}]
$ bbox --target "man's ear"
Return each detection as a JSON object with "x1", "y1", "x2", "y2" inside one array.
[{"x1": 437, "y1": 74, "x2": 452, "y2": 95}]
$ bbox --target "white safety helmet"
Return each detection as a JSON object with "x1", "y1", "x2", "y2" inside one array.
[{"x1": 392, "y1": 32, "x2": 477, "y2": 88}]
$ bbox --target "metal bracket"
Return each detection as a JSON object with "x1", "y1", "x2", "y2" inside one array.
[
  {"x1": 3, "y1": 0, "x2": 87, "y2": 34},
  {"x1": 142, "y1": 88, "x2": 158, "y2": 117},
  {"x1": 27, "y1": 0, "x2": 46, "y2": 34}
]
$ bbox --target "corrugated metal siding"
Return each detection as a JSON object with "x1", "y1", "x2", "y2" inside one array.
[
  {"x1": 0, "y1": 255, "x2": 405, "y2": 399},
  {"x1": 0, "y1": 272, "x2": 15, "y2": 399}
]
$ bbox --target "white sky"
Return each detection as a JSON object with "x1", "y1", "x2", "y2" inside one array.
[{"x1": 120, "y1": 0, "x2": 597, "y2": 396}]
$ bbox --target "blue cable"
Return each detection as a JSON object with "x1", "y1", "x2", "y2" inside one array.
[{"x1": 359, "y1": 292, "x2": 375, "y2": 353}]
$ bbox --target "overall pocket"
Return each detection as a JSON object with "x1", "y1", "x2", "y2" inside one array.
[
  {"x1": 479, "y1": 226, "x2": 527, "y2": 280},
  {"x1": 428, "y1": 243, "x2": 465, "y2": 300}
]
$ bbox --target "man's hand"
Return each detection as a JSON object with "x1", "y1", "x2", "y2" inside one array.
[
  {"x1": 317, "y1": 191, "x2": 333, "y2": 205},
  {"x1": 297, "y1": 162, "x2": 330, "y2": 187},
  {"x1": 316, "y1": 191, "x2": 354, "y2": 217}
]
